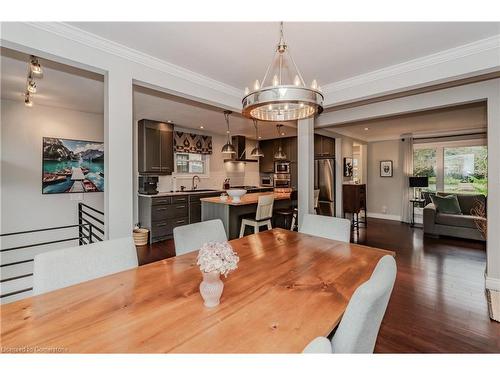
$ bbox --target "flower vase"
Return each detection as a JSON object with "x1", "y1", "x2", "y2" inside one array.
[{"x1": 199, "y1": 271, "x2": 224, "y2": 308}]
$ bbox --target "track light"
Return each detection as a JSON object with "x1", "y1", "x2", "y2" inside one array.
[
  {"x1": 24, "y1": 92, "x2": 33, "y2": 107},
  {"x1": 30, "y1": 56, "x2": 43, "y2": 76},
  {"x1": 27, "y1": 77, "x2": 37, "y2": 94}
]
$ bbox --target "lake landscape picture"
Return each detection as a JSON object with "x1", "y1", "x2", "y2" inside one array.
[{"x1": 42, "y1": 137, "x2": 104, "y2": 194}]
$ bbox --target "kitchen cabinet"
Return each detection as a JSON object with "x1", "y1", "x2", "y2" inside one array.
[
  {"x1": 314, "y1": 134, "x2": 335, "y2": 158},
  {"x1": 139, "y1": 191, "x2": 221, "y2": 243},
  {"x1": 138, "y1": 119, "x2": 174, "y2": 175},
  {"x1": 259, "y1": 137, "x2": 298, "y2": 173},
  {"x1": 259, "y1": 140, "x2": 275, "y2": 173}
]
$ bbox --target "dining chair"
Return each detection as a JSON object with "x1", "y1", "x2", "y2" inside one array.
[
  {"x1": 299, "y1": 213, "x2": 351, "y2": 242},
  {"x1": 33, "y1": 237, "x2": 138, "y2": 295},
  {"x1": 302, "y1": 255, "x2": 397, "y2": 353},
  {"x1": 173, "y1": 219, "x2": 227, "y2": 256},
  {"x1": 314, "y1": 189, "x2": 320, "y2": 213},
  {"x1": 239, "y1": 195, "x2": 274, "y2": 238}
]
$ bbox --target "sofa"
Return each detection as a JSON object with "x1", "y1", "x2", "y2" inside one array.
[{"x1": 422, "y1": 192, "x2": 486, "y2": 241}]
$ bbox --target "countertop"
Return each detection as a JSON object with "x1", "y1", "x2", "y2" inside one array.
[
  {"x1": 200, "y1": 192, "x2": 291, "y2": 206},
  {"x1": 138, "y1": 187, "x2": 273, "y2": 198}
]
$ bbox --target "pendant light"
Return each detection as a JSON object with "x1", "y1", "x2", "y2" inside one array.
[
  {"x1": 250, "y1": 119, "x2": 264, "y2": 157},
  {"x1": 242, "y1": 22, "x2": 323, "y2": 122},
  {"x1": 274, "y1": 124, "x2": 287, "y2": 160},
  {"x1": 221, "y1": 110, "x2": 236, "y2": 154},
  {"x1": 30, "y1": 55, "x2": 43, "y2": 76}
]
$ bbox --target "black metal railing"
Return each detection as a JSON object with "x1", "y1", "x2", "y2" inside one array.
[
  {"x1": 0, "y1": 204, "x2": 105, "y2": 301},
  {"x1": 78, "y1": 203, "x2": 105, "y2": 245}
]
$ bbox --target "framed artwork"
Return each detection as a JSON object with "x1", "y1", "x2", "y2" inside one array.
[
  {"x1": 380, "y1": 160, "x2": 393, "y2": 177},
  {"x1": 42, "y1": 137, "x2": 104, "y2": 194},
  {"x1": 343, "y1": 157, "x2": 353, "y2": 177}
]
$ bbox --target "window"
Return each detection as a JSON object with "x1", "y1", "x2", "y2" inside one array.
[
  {"x1": 413, "y1": 139, "x2": 487, "y2": 196},
  {"x1": 413, "y1": 148, "x2": 437, "y2": 192},
  {"x1": 175, "y1": 153, "x2": 208, "y2": 175},
  {"x1": 444, "y1": 146, "x2": 487, "y2": 195}
]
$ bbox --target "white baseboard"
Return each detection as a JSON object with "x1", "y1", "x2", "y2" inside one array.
[
  {"x1": 366, "y1": 212, "x2": 402, "y2": 222},
  {"x1": 486, "y1": 275, "x2": 500, "y2": 291}
]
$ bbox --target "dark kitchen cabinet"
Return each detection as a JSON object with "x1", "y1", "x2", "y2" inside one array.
[
  {"x1": 138, "y1": 119, "x2": 174, "y2": 175},
  {"x1": 259, "y1": 140, "x2": 275, "y2": 173},
  {"x1": 314, "y1": 134, "x2": 335, "y2": 158}
]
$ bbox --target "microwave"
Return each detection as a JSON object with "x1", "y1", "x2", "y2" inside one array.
[
  {"x1": 273, "y1": 174, "x2": 291, "y2": 188},
  {"x1": 275, "y1": 161, "x2": 290, "y2": 174},
  {"x1": 261, "y1": 176, "x2": 273, "y2": 187}
]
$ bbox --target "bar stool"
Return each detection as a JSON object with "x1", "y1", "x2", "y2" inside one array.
[
  {"x1": 274, "y1": 190, "x2": 298, "y2": 230},
  {"x1": 239, "y1": 195, "x2": 275, "y2": 238},
  {"x1": 290, "y1": 189, "x2": 320, "y2": 231}
]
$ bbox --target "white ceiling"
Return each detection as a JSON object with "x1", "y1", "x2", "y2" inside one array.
[
  {"x1": 327, "y1": 102, "x2": 487, "y2": 142},
  {"x1": 133, "y1": 86, "x2": 296, "y2": 139},
  {"x1": 0, "y1": 48, "x2": 104, "y2": 114},
  {"x1": 69, "y1": 22, "x2": 500, "y2": 89}
]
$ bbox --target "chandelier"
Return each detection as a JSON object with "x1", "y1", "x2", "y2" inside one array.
[{"x1": 242, "y1": 22, "x2": 324, "y2": 122}]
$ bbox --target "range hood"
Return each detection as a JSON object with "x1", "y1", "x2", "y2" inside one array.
[{"x1": 223, "y1": 135, "x2": 258, "y2": 163}]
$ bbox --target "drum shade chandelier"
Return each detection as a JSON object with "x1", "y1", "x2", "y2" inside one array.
[{"x1": 242, "y1": 22, "x2": 324, "y2": 122}]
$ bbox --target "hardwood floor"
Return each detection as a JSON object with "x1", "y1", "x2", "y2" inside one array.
[{"x1": 136, "y1": 218, "x2": 499, "y2": 353}]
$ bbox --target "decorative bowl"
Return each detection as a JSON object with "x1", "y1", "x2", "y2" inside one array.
[{"x1": 226, "y1": 189, "x2": 247, "y2": 203}]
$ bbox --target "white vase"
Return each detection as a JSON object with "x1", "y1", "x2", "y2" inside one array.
[{"x1": 199, "y1": 271, "x2": 224, "y2": 308}]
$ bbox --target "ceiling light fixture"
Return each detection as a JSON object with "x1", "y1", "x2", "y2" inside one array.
[
  {"x1": 273, "y1": 124, "x2": 287, "y2": 160},
  {"x1": 250, "y1": 119, "x2": 264, "y2": 158},
  {"x1": 30, "y1": 56, "x2": 43, "y2": 76},
  {"x1": 27, "y1": 76, "x2": 37, "y2": 94},
  {"x1": 24, "y1": 92, "x2": 33, "y2": 107},
  {"x1": 200, "y1": 125, "x2": 204, "y2": 129},
  {"x1": 364, "y1": 127, "x2": 369, "y2": 131},
  {"x1": 242, "y1": 22, "x2": 323, "y2": 122},
  {"x1": 221, "y1": 111, "x2": 236, "y2": 154}
]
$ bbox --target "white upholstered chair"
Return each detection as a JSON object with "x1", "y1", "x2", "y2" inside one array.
[
  {"x1": 33, "y1": 237, "x2": 138, "y2": 295},
  {"x1": 239, "y1": 195, "x2": 274, "y2": 238},
  {"x1": 303, "y1": 255, "x2": 397, "y2": 353},
  {"x1": 173, "y1": 219, "x2": 227, "y2": 256},
  {"x1": 299, "y1": 213, "x2": 351, "y2": 243}
]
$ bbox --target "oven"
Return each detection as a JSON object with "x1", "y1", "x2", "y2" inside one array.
[
  {"x1": 273, "y1": 174, "x2": 291, "y2": 189},
  {"x1": 274, "y1": 161, "x2": 290, "y2": 174},
  {"x1": 261, "y1": 176, "x2": 273, "y2": 187}
]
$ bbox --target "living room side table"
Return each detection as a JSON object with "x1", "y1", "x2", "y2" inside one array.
[{"x1": 410, "y1": 198, "x2": 426, "y2": 227}]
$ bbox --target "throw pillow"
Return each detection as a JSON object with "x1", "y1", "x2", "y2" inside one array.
[{"x1": 430, "y1": 194, "x2": 462, "y2": 215}]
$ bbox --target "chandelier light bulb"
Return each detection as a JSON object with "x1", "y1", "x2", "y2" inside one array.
[
  {"x1": 254, "y1": 80, "x2": 260, "y2": 90},
  {"x1": 293, "y1": 75, "x2": 301, "y2": 86},
  {"x1": 272, "y1": 75, "x2": 279, "y2": 87},
  {"x1": 311, "y1": 79, "x2": 318, "y2": 90},
  {"x1": 244, "y1": 87, "x2": 250, "y2": 95}
]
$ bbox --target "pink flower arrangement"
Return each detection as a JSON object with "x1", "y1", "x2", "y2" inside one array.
[{"x1": 197, "y1": 241, "x2": 239, "y2": 277}]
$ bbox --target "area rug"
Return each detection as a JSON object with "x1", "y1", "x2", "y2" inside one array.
[{"x1": 486, "y1": 289, "x2": 500, "y2": 322}]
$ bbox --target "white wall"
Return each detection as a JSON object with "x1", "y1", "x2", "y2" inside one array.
[
  {"x1": 1, "y1": 99, "x2": 104, "y2": 233},
  {"x1": 366, "y1": 140, "x2": 403, "y2": 221},
  {"x1": 0, "y1": 99, "x2": 104, "y2": 302}
]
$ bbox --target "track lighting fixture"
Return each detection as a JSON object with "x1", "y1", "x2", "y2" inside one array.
[{"x1": 30, "y1": 56, "x2": 43, "y2": 76}]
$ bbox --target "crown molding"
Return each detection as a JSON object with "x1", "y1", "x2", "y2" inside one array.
[
  {"x1": 25, "y1": 22, "x2": 244, "y2": 100},
  {"x1": 322, "y1": 34, "x2": 500, "y2": 99}
]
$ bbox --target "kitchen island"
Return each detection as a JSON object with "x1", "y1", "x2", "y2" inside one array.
[{"x1": 201, "y1": 192, "x2": 291, "y2": 239}]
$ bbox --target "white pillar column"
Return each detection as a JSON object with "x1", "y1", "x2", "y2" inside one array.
[
  {"x1": 486, "y1": 82, "x2": 500, "y2": 290},
  {"x1": 335, "y1": 138, "x2": 343, "y2": 217},
  {"x1": 104, "y1": 69, "x2": 133, "y2": 239},
  {"x1": 297, "y1": 118, "x2": 315, "y2": 226}
]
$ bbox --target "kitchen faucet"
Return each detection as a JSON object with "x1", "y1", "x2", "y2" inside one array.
[{"x1": 192, "y1": 175, "x2": 200, "y2": 190}]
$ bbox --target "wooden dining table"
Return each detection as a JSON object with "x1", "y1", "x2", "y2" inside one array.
[{"x1": 0, "y1": 228, "x2": 395, "y2": 353}]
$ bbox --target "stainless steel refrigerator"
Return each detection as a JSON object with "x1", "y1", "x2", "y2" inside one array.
[{"x1": 314, "y1": 158, "x2": 335, "y2": 216}]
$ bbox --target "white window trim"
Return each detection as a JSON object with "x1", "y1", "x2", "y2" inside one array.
[{"x1": 173, "y1": 152, "x2": 211, "y2": 178}]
